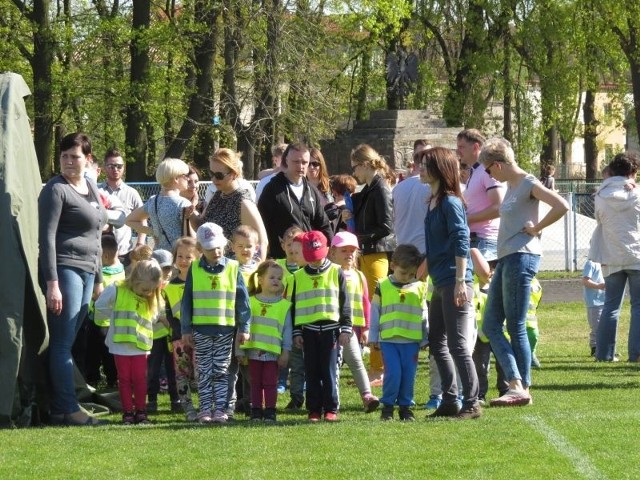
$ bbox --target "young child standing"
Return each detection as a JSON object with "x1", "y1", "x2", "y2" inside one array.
[
  {"x1": 94, "y1": 259, "x2": 164, "y2": 424},
  {"x1": 369, "y1": 244, "x2": 428, "y2": 421},
  {"x1": 227, "y1": 225, "x2": 261, "y2": 417},
  {"x1": 239, "y1": 260, "x2": 292, "y2": 422},
  {"x1": 328, "y1": 231, "x2": 379, "y2": 413},
  {"x1": 289, "y1": 231, "x2": 352, "y2": 422},
  {"x1": 181, "y1": 223, "x2": 251, "y2": 424},
  {"x1": 146, "y1": 249, "x2": 180, "y2": 413},
  {"x1": 583, "y1": 258, "x2": 606, "y2": 357}
]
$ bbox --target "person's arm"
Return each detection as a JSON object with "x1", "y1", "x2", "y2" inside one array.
[
  {"x1": 466, "y1": 185, "x2": 504, "y2": 224},
  {"x1": 181, "y1": 265, "x2": 195, "y2": 346},
  {"x1": 446, "y1": 197, "x2": 471, "y2": 306},
  {"x1": 94, "y1": 283, "x2": 117, "y2": 327},
  {"x1": 368, "y1": 285, "x2": 382, "y2": 347},
  {"x1": 337, "y1": 269, "x2": 352, "y2": 345},
  {"x1": 470, "y1": 247, "x2": 491, "y2": 285},
  {"x1": 126, "y1": 205, "x2": 153, "y2": 235},
  {"x1": 524, "y1": 183, "x2": 570, "y2": 236},
  {"x1": 241, "y1": 199, "x2": 269, "y2": 262},
  {"x1": 235, "y1": 270, "x2": 251, "y2": 343},
  {"x1": 39, "y1": 183, "x2": 64, "y2": 315}
]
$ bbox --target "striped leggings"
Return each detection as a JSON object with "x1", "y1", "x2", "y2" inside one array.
[{"x1": 193, "y1": 331, "x2": 234, "y2": 414}]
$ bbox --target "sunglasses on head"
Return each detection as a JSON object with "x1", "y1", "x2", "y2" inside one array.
[{"x1": 210, "y1": 170, "x2": 232, "y2": 181}]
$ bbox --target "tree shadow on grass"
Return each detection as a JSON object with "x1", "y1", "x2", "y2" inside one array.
[{"x1": 532, "y1": 381, "x2": 640, "y2": 392}]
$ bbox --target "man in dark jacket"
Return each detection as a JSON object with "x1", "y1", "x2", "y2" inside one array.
[{"x1": 258, "y1": 143, "x2": 333, "y2": 259}]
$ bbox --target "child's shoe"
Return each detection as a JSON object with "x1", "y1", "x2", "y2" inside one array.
[
  {"x1": 308, "y1": 412, "x2": 321, "y2": 423},
  {"x1": 146, "y1": 400, "x2": 158, "y2": 413},
  {"x1": 159, "y1": 377, "x2": 168, "y2": 393},
  {"x1": 185, "y1": 409, "x2": 198, "y2": 422},
  {"x1": 429, "y1": 402, "x2": 461, "y2": 418},
  {"x1": 531, "y1": 354, "x2": 541, "y2": 368},
  {"x1": 454, "y1": 404, "x2": 483, "y2": 420},
  {"x1": 324, "y1": 412, "x2": 338, "y2": 422},
  {"x1": 424, "y1": 394, "x2": 442, "y2": 410},
  {"x1": 263, "y1": 408, "x2": 277, "y2": 423},
  {"x1": 197, "y1": 411, "x2": 213, "y2": 424},
  {"x1": 362, "y1": 393, "x2": 380, "y2": 413},
  {"x1": 122, "y1": 411, "x2": 135, "y2": 425},
  {"x1": 134, "y1": 410, "x2": 151, "y2": 425},
  {"x1": 285, "y1": 399, "x2": 303, "y2": 411},
  {"x1": 380, "y1": 405, "x2": 394, "y2": 421},
  {"x1": 250, "y1": 408, "x2": 264, "y2": 421},
  {"x1": 398, "y1": 406, "x2": 415, "y2": 422},
  {"x1": 211, "y1": 409, "x2": 228, "y2": 423}
]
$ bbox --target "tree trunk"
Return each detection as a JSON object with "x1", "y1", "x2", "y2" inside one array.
[
  {"x1": 125, "y1": 0, "x2": 152, "y2": 180},
  {"x1": 503, "y1": 39, "x2": 513, "y2": 142},
  {"x1": 583, "y1": 89, "x2": 598, "y2": 180},
  {"x1": 164, "y1": 0, "x2": 221, "y2": 160},
  {"x1": 355, "y1": 49, "x2": 370, "y2": 121}
]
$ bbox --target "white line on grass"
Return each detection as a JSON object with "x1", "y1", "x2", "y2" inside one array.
[{"x1": 523, "y1": 415, "x2": 607, "y2": 480}]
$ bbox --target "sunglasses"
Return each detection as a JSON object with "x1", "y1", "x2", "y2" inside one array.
[
  {"x1": 106, "y1": 164, "x2": 124, "y2": 170},
  {"x1": 309, "y1": 162, "x2": 321, "y2": 168},
  {"x1": 210, "y1": 170, "x2": 232, "y2": 181}
]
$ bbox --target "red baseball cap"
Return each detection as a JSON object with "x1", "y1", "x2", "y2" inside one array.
[{"x1": 299, "y1": 231, "x2": 328, "y2": 262}]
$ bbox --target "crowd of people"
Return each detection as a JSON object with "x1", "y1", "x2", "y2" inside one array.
[{"x1": 21, "y1": 125, "x2": 619, "y2": 429}]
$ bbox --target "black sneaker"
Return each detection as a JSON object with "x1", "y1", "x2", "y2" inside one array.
[
  {"x1": 250, "y1": 408, "x2": 263, "y2": 421},
  {"x1": 380, "y1": 405, "x2": 394, "y2": 421},
  {"x1": 429, "y1": 402, "x2": 461, "y2": 418},
  {"x1": 454, "y1": 404, "x2": 482, "y2": 420},
  {"x1": 122, "y1": 411, "x2": 135, "y2": 425},
  {"x1": 135, "y1": 410, "x2": 152, "y2": 425},
  {"x1": 263, "y1": 408, "x2": 277, "y2": 423},
  {"x1": 285, "y1": 399, "x2": 303, "y2": 411},
  {"x1": 398, "y1": 406, "x2": 415, "y2": 422}
]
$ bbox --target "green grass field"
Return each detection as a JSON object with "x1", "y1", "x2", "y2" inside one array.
[{"x1": 1, "y1": 301, "x2": 638, "y2": 479}]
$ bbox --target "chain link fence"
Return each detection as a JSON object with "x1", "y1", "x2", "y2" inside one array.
[{"x1": 127, "y1": 181, "x2": 598, "y2": 272}]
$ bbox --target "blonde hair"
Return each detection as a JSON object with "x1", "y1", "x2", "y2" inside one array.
[
  {"x1": 478, "y1": 137, "x2": 516, "y2": 166},
  {"x1": 233, "y1": 224, "x2": 259, "y2": 244},
  {"x1": 280, "y1": 225, "x2": 304, "y2": 243},
  {"x1": 156, "y1": 158, "x2": 189, "y2": 186},
  {"x1": 129, "y1": 244, "x2": 153, "y2": 264},
  {"x1": 350, "y1": 144, "x2": 388, "y2": 173},
  {"x1": 249, "y1": 259, "x2": 284, "y2": 296},
  {"x1": 125, "y1": 259, "x2": 163, "y2": 314},
  {"x1": 172, "y1": 236, "x2": 199, "y2": 262},
  {"x1": 210, "y1": 148, "x2": 242, "y2": 177}
]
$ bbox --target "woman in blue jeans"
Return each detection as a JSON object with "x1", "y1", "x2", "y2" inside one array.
[
  {"x1": 422, "y1": 147, "x2": 481, "y2": 420},
  {"x1": 589, "y1": 152, "x2": 640, "y2": 362},
  {"x1": 39, "y1": 133, "x2": 108, "y2": 425},
  {"x1": 479, "y1": 138, "x2": 568, "y2": 406}
]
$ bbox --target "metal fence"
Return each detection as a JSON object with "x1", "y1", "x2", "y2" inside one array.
[{"x1": 127, "y1": 183, "x2": 596, "y2": 272}]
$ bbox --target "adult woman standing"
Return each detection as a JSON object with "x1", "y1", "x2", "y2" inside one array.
[
  {"x1": 590, "y1": 152, "x2": 640, "y2": 362},
  {"x1": 193, "y1": 148, "x2": 268, "y2": 261},
  {"x1": 307, "y1": 148, "x2": 332, "y2": 206},
  {"x1": 480, "y1": 138, "x2": 568, "y2": 406},
  {"x1": 39, "y1": 132, "x2": 108, "y2": 425},
  {"x1": 421, "y1": 147, "x2": 481, "y2": 419},
  {"x1": 346, "y1": 144, "x2": 395, "y2": 385},
  {"x1": 126, "y1": 158, "x2": 192, "y2": 251},
  {"x1": 181, "y1": 165, "x2": 206, "y2": 237}
]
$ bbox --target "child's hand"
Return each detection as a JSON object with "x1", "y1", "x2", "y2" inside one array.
[
  {"x1": 368, "y1": 342, "x2": 380, "y2": 350},
  {"x1": 182, "y1": 333, "x2": 193, "y2": 348},
  {"x1": 237, "y1": 332, "x2": 250, "y2": 345},
  {"x1": 277, "y1": 350, "x2": 290, "y2": 369},
  {"x1": 360, "y1": 328, "x2": 369, "y2": 345},
  {"x1": 294, "y1": 336, "x2": 304, "y2": 349},
  {"x1": 338, "y1": 332, "x2": 350, "y2": 347}
]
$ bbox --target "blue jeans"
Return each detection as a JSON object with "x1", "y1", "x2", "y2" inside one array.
[
  {"x1": 596, "y1": 269, "x2": 640, "y2": 361},
  {"x1": 471, "y1": 236, "x2": 498, "y2": 262},
  {"x1": 380, "y1": 342, "x2": 420, "y2": 407},
  {"x1": 483, "y1": 252, "x2": 540, "y2": 388},
  {"x1": 47, "y1": 266, "x2": 95, "y2": 415}
]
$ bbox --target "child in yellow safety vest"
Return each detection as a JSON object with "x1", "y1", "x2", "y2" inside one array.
[
  {"x1": 164, "y1": 236, "x2": 200, "y2": 422},
  {"x1": 289, "y1": 231, "x2": 352, "y2": 422},
  {"x1": 227, "y1": 225, "x2": 261, "y2": 418},
  {"x1": 329, "y1": 231, "x2": 380, "y2": 413},
  {"x1": 239, "y1": 260, "x2": 292, "y2": 422},
  {"x1": 181, "y1": 223, "x2": 251, "y2": 424},
  {"x1": 276, "y1": 225, "x2": 305, "y2": 408},
  {"x1": 146, "y1": 249, "x2": 180, "y2": 414},
  {"x1": 369, "y1": 244, "x2": 428, "y2": 422},
  {"x1": 94, "y1": 259, "x2": 164, "y2": 424}
]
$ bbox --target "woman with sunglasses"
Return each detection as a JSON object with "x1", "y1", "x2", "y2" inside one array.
[
  {"x1": 307, "y1": 148, "x2": 333, "y2": 206},
  {"x1": 479, "y1": 138, "x2": 568, "y2": 407},
  {"x1": 193, "y1": 148, "x2": 267, "y2": 262},
  {"x1": 126, "y1": 158, "x2": 192, "y2": 251}
]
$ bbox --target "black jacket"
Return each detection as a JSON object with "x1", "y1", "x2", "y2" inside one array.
[
  {"x1": 257, "y1": 172, "x2": 333, "y2": 258},
  {"x1": 352, "y1": 174, "x2": 396, "y2": 254}
]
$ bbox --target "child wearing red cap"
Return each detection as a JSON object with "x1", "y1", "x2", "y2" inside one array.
[{"x1": 288, "y1": 230, "x2": 352, "y2": 422}]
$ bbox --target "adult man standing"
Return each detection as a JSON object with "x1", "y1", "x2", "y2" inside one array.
[
  {"x1": 393, "y1": 139, "x2": 431, "y2": 254},
  {"x1": 457, "y1": 129, "x2": 504, "y2": 262},
  {"x1": 255, "y1": 143, "x2": 287, "y2": 201},
  {"x1": 99, "y1": 148, "x2": 145, "y2": 257},
  {"x1": 258, "y1": 142, "x2": 333, "y2": 258}
]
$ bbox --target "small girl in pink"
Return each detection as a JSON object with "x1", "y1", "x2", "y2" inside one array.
[{"x1": 238, "y1": 260, "x2": 292, "y2": 422}]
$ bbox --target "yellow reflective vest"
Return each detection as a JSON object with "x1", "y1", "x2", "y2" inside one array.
[
  {"x1": 526, "y1": 277, "x2": 542, "y2": 329},
  {"x1": 276, "y1": 258, "x2": 299, "y2": 294},
  {"x1": 112, "y1": 284, "x2": 154, "y2": 351},
  {"x1": 292, "y1": 264, "x2": 341, "y2": 325},
  {"x1": 242, "y1": 296, "x2": 291, "y2": 355},
  {"x1": 379, "y1": 279, "x2": 426, "y2": 341},
  {"x1": 191, "y1": 260, "x2": 238, "y2": 326},
  {"x1": 93, "y1": 268, "x2": 126, "y2": 327},
  {"x1": 163, "y1": 281, "x2": 185, "y2": 321},
  {"x1": 344, "y1": 269, "x2": 366, "y2": 327}
]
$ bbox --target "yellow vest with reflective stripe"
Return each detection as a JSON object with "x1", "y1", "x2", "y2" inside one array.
[
  {"x1": 163, "y1": 282, "x2": 185, "y2": 321},
  {"x1": 344, "y1": 269, "x2": 366, "y2": 327},
  {"x1": 112, "y1": 284, "x2": 154, "y2": 351},
  {"x1": 93, "y1": 269, "x2": 127, "y2": 327},
  {"x1": 379, "y1": 279, "x2": 426, "y2": 341},
  {"x1": 526, "y1": 277, "x2": 542, "y2": 329},
  {"x1": 191, "y1": 260, "x2": 238, "y2": 326},
  {"x1": 426, "y1": 276, "x2": 434, "y2": 302},
  {"x1": 292, "y1": 264, "x2": 341, "y2": 325},
  {"x1": 242, "y1": 296, "x2": 290, "y2": 354},
  {"x1": 276, "y1": 258, "x2": 299, "y2": 295}
]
